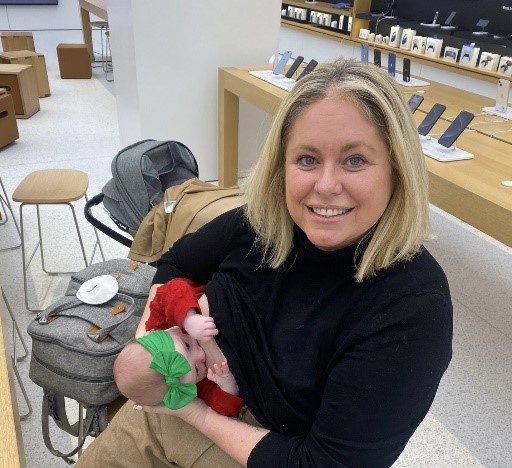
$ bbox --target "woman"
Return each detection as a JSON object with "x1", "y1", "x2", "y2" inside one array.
[{"x1": 77, "y1": 59, "x2": 452, "y2": 467}]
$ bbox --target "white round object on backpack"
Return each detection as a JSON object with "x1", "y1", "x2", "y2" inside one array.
[{"x1": 77, "y1": 275, "x2": 119, "y2": 304}]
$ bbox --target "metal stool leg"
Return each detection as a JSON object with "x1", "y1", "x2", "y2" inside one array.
[
  {"x1": 2, "y1": 288, "x2": 32, "y2": 420},
  {"x1": 105, "y1": 30, "x2": 114, "y2": 82},
  {"x1": 20, "y1": 201, "x2": 96, "y2": 312},
  {"x1": 85, "y1": 194, "x2": 106, "y2": 265},
  {"x1": 0, "y1": 177, "x2": 21, "y2": 251}
]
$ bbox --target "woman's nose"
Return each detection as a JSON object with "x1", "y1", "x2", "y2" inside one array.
[{"x1": 315, "y1": 166, "x2": 342, "y2": 194}]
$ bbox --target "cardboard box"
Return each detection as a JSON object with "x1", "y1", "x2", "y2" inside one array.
[
  {"x1": 1, "y1": 31, "x2": 35, "y2": 52},
  {"x1": 411, "y1": 36, "x2": 426, "y2": 54},
  {"x1": 460, "y1": 44, "x2": 480, "y2": 67},
  {"x1": 498, "y1": 56, "x2": 512, "y2": 77},
  {"x1": 399, "y1": 29, "x2": 416, "y2": 51},
  {"x1": 0, "y1": 50, "x2": 50, "y2": 97},
  {"x1": 0, "y1": 64, "x2": 40, "y2": 118},
  {"x1": 56, "y1": 44, "x2": 92, "y2": 79},
  {"x1": 478, "y1": 52, "x2": 500, "y2": 72},
  {"x1": 389, "y1": 26, "x2": 403, "y2": 48},
  {"x1": 443, "y1": 47, "x2": 460, "y2": 63},
  {"x1": 0, "y1": 88, "x2": 19, "y2": 148},
  {"x1": 425, "y1": 37, "x2": 443, "y2": 58}
]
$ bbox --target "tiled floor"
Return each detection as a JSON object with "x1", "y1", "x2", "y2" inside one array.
[{"x1": 1, "y1": 30, "x2": 511, "y2": 467}]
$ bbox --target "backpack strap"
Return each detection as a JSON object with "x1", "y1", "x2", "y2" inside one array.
[{"x1": 41, "y1": 390, "x2": 108, "y2": 464}]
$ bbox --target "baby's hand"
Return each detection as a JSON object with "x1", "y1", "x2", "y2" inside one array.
[
  {"x1": 207, "y1": 362, "x2": 239, "y2": 396},
  {"x1": 182, "y1": 311, "x2": 218, "y2": 342}
]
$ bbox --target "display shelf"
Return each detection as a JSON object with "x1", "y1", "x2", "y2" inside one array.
[
  {"x1": 282, "y1": 0, "x2": 371, "y2": 41},
  {"x1": 281, "y1": 2, "x2": 511, "y2": 84},
  {"x1": 362, "y1": 40, "x2": 511, "y2": 84}
]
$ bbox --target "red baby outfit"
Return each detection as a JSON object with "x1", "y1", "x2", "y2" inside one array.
[{"x1": 146, "y1": 278, "x2": 244, "y2": 417}]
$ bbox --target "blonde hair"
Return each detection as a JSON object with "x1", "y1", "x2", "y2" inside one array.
[{"x1": 243, "y1": 59, "x2": 430, "y2": 282}]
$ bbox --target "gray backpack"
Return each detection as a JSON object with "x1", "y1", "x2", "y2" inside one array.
[
  {"x1": 102, "y1": 139, "x2": 199, "y2": 237},
  {"x1": 27, "y1": 259, "x2": 155, "y2": 463}
]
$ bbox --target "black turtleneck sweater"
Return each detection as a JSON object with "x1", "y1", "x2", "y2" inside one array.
[{"x1": 153, "y1": 207, "x2": 453, "y2": 467}]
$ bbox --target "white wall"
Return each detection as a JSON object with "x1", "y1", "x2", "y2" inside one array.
[
  {"x1": 107, "y1": 0, "x2": 282, "y2": 182},
  {"x1": 0, "y1": 1, "x2": 81, "y2": 30}
]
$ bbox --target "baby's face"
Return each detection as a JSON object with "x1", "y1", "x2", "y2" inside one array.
[{"x1": 169, "y1": 328, "x2": 207, "y2": 383}]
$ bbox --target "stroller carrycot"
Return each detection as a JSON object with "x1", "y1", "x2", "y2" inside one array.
[{"x1": 85, "y1": 139, "x2": 199, "y2": 247}]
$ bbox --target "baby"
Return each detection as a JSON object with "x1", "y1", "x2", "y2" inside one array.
[{"x1": 113, "y1": 279, "x2": 243, "y2": 416}]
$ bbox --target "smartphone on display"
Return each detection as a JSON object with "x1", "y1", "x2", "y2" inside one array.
[
  {"x1": 437, "y1": 110, "x2": 474, "y2": 148},
  {"x1": 407, "y1": 94, "x2": 424, "y2": 113},
  {"x1": 285, "y1": 56, "x2": 304, "y2": 79},
  {"x1": 273, "y1": 50, "x2": 292, "y2": 75},
  {"x1": 361, "y1": 43, "x2": 369, "y2": 63},
  {"x1": 418, "y1": 103, "x2": 446, "y2": 136},
  {"x1": 374, "y1": 49, "x2": 381, "y2": 68},
  {"x1": 297, "y1": 59, "x2": 318, "y2": 80},
  {"x1": 388, "y1": 53, "x2": 396, "y2": 77},
  {"x1": 402, "y1": 58, "x2": 411, "y2": 82},
  {"x1": 495, "y1": 78, "x2": 510, "y2": 113}
]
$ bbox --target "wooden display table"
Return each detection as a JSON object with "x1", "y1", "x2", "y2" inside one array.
[
  {"x1": 218, "y1": 66, "x2": 512, "y2": 248},
  {"x1": 0, "y1": 293, "x2": 27, "y2": 467},
  {"x1": 79, "y1": 0, "x2": 108, "y2": 61}
]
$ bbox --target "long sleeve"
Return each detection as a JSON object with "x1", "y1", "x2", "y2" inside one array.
[
  {"x1": 197, "y1": 379, "x2": 244, "y2": 418},
  {"x1": 145, "y1": 278, "x2": 204, "y2": 331}
]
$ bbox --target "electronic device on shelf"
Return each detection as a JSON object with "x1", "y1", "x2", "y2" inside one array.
[
  {"x1": 440, "y1": 11, "x2": 457, "y2": 30},
  {"x1": 361, "y1": 43, "x2": 369, "y2": 64},
  {"x1": 418, "y1": 103, "x2": 446, "y2": 136},
  {"x1": 437, "y1": 110, "x2": 475, "y2": 148},
  {"x1": 407, "y1": 94, "x2": 424, "y2": 113},
  {"x1": 285, "y1": 56, "x2": 304, "y2": 79},
  {"x1": 420, "y1": 11, "x2": 439, "y2": 27},
  {"x1": 296, "y1": 59, "x2": 318, "y2": 80},
  {"x1": 402, "y1": 58, "x2": 411, "y2": 82},
  {"x1": 388, "y1": 52, "x2": 396, "y2": 77},
  {"x1": 472, "y1": 19, "x2": 490, "y2": 36},
  {"x1": 374, "y1": 49, "x2": 382, "y2": 68},
  {"x1": 273, "y1": 50, "x2": 292, "y2": 75}
]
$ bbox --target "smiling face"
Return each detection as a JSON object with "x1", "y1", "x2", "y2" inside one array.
[
  {"x1": 284, "y1": 95, "x2": 393, "y2": 251},
  {"x1": 169, "y1": 328, "x2": 207, "y2": 384}
]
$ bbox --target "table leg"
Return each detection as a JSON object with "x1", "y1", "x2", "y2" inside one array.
[
  {"x1": 219, "y1": 82, "x2": 240, "y2": 188},
  {"x1": 80, "y1": 7, "x2": 94, "y2": 62}
]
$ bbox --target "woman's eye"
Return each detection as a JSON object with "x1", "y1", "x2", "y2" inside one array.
[
  {"x1": 298, "y1": 156, "x2": 316, "y2": 167},
  {"x1": 185, "y1": 342, "x2": 191, "y2": 351},
  {"x1": 347, "y1": 156, "x2": 364, "y2": 168},
  {"x1": 195, "y1": 366, "x2": 199, "y2": 374}
]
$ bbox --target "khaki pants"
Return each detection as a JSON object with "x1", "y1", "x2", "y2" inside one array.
[{"x1": 75, "y1": 401, "x2": 259, "y2": 467}]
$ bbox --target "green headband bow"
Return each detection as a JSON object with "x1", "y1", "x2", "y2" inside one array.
[{"x1": 136, "y1": 330, "x2": 197, "y2": 409}]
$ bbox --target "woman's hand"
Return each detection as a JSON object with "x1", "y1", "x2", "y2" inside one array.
[{"x1": 139, "y1": 397, "x2": 208, "y2": 427}]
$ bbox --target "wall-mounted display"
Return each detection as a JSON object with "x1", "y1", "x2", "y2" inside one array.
[{"x1": 0, "y1": 0, "x2": 57, "y2": 3}]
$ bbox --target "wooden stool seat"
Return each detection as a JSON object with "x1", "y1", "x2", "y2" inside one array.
[{"x1": 13, "y1": 169, "x2": 89, "y2": 204}]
